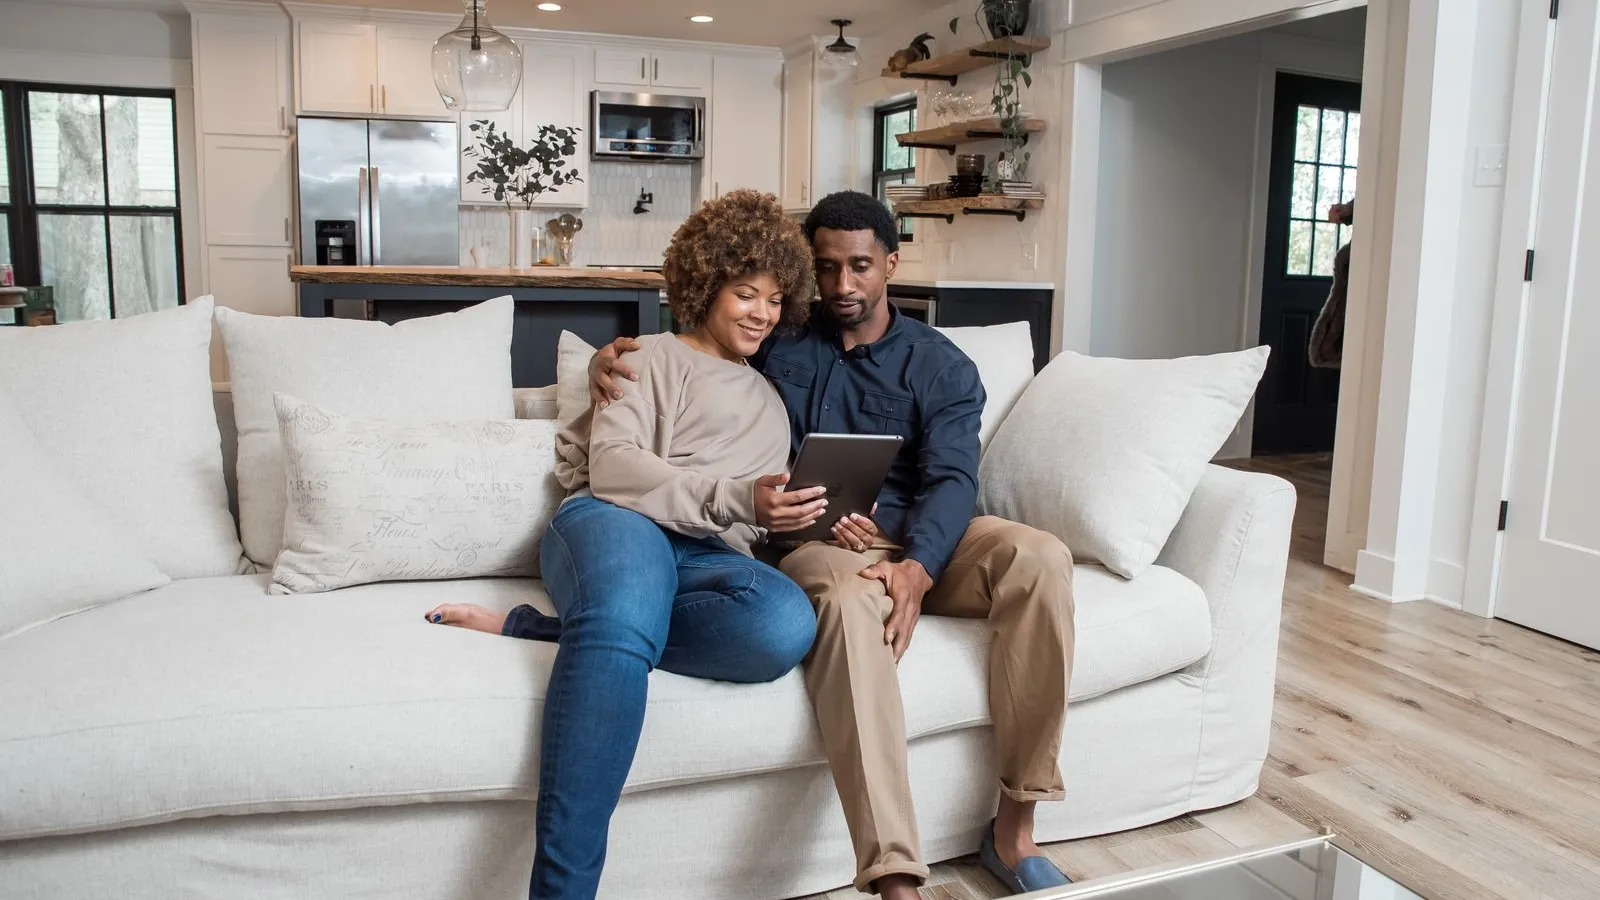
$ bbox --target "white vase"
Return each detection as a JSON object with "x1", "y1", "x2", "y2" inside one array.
[{"x1": 506, "y1": 210, "x2": 521, "y2": 267}]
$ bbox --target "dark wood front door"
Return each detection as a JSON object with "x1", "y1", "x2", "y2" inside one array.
[{"x1": 1254, "y1": 73, "x2": 1361, "y2": 456}]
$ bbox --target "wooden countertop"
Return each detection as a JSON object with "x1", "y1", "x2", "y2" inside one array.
[{"x1": 290, "y1": 266, "x2": 666, "y2": 289}]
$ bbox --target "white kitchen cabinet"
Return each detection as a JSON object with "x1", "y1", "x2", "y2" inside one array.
[
  {"x1": 298, "y1": 19, "x2": 378, "y2": 115},
  {"x1": 781, "y1": 49, "x2": 851, "y2": 211},
  {"x1": 201, "y1": 135, "x2": 293, "y2": 247},
  {"x1": 709, "y1": 56, "x2": 782, "y2": 199},
  {"x1": 650, "y1": 50, "x2": 713, "y2": 91},
  {"x1": 375, "y1": 23, "x2": 454, "y2": 118},
  {"x1": 594, "y1": 46, "x2": 710, "y2": 92},
  {"x1": 207, "y1": 246, "x2": 295, "y2": 318},
  {"x1": 522, "y1": 41, "x2": 591, "y2": 209},
  {"x1": 459, "y1": 104, "x2": 522, "y2": 205},
  {"x1": 193, "y1": 13, "x2": 291, "y2": 137}
]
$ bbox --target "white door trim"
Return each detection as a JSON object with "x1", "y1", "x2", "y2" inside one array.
[{"x1": 1462, "y1": 1, "x2": 1562, "y2": 618}]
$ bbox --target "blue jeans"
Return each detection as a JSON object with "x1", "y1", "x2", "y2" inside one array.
[{"x1": 513, "y1": 496, "x2": 816, "y2": 900}]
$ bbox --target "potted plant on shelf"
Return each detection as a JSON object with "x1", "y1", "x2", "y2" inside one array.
[
  {"x1": 950, "y1": 0, "x2": 1034, "y2": 181},
  {"x1": 463, "y1": 120, "x2": 582, "y2": 266}
]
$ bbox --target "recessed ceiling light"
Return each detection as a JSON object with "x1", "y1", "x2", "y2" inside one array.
[
  {"x1": 537, "y1": 3, "x2": 562, "y2": 10},
  {"x1": 689, "y1": 15, "x2": 714, "y2": 23}
]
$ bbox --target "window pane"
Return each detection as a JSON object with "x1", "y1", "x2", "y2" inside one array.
[
  {"x1": 1294, "y1": 105, "x2": 1320, "y2": 162},
  {"x1": 39, "y1": 213, "x2": 111, "y2": 321},
  {"x1": 1287, "y1": 220, "x2": 1312, "y2": 276},
  {"x1": 1317, "y1": 165, "x2": 1343, "y2": 216},
  {"x1": 1338, "y1": 224, "x2": 1352, "y2": 250},
  {"x1": 1344, "y1": 112, "x2": 1362, "y2": 165},
  {"x1": 31, "y1": 92, "x2": 106, "y2": 206},
  {"x1": 1342, "y1": 166, "x2": 1358, "y2": 203},
  {"x1": 106, "y1": 95, "x2": 177, "y2": 207},
  {"x1": 1313, "y1": 222, "x2": 1339, "y2": 276},
  {"x1": 111, "y1": 215, "x2": 180, "y2": 316},
  {"x1": 0, "y1": 216, "x2": 9, "y2": 266},
  {"x1": 0, "y1": 100, "x2": 8, "y2": 204},
  {"x1": 1320, "y1": 109, "x2": 1346, "y2": 164},
  {"x1": 1291, "y1": 163, "x2": 1317, "y2": 219}
]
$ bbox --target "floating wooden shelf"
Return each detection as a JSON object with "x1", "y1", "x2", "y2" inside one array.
[
  {"x1": 896, "y1": 116, "x2": 1048, "y2": 154},
  {"x1": 883, "y1": 36, "x2": 1052, "y2": 86},
  {"x1": 892, "y1": 195, "x2": 1045, "y2": 223}
]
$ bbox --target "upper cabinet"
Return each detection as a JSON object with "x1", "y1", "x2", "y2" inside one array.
[
  {"x1": 708, "y1": 55, "x2": 782, "y2": 200},
  {"x1": 297, "y1": 17, "x2": 451, "y2": 119},
  {"x1": 594, "y1": 46, "x2": 710, "y2": 93},
  {"x1": 782, "y1": 49, "x2": 851, "y2": 212},
  {"x1": 193, "y1": 13, "x2": 292, "y2": 136},
  {"x1": 459, "y1": 40, "x2": 590, "y2": 209}
]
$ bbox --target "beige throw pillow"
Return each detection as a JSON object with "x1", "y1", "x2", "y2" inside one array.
[{"x1": 269, "y1": 394, "x2": 563, "y2": 595}]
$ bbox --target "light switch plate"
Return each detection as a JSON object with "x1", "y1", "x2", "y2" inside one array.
[{"x1": 1475, "y1": 144, "x2": 1508, "y2": 186}]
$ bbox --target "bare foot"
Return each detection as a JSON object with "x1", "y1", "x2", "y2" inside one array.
[
  {"x1": 994, "y1": 796, "x2": 1042, "y2": 870},
  {"x1": 424, "y1": 603, "x2": 507, "y2": 635},
  {"x1": 875, "y1": 874, "x2": 922, "y2": 900}
]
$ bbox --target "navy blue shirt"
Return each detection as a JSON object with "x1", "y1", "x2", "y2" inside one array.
[{"x1": 753, "y1": 305, "x2": 984, "y2": 583}]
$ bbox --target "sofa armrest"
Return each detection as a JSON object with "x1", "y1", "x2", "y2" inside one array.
[{"x1": 1155, "y1": 464, "x2": 1296, "y2": 801}]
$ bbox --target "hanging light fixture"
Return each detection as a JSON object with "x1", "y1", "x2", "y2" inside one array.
[
  {"x1": 432, "y1": 0, "x2": 523, "y2": 112},
  {"x1": 821, "y1": 19, "x2": 861, "y2": 70}
]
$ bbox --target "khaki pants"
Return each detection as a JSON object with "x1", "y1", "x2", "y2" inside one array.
[{"x1": 777, "y1": 516, "x2": 1075, "y2": 892}]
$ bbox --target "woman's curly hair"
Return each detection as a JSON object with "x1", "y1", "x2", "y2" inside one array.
[{"x1": 662, "y1": 189, "x2": 814, "y2": 332}]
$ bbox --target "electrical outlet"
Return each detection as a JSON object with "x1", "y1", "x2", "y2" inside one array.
[
  {"x1": 1022, "y1": 242, "x2": 1038, "y2": 270},
  {"x1": 1475, "y1": 144, "x2": 1508, "y2": 187}
]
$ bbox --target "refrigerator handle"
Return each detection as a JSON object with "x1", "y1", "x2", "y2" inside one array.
[
  {"x1": 357, "y1": 166, "x2": 370, "y2": 266},
  {"x1": 370, "y1": 166, "x2": 382, "y2": 266}
]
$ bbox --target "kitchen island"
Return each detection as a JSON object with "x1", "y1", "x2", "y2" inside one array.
[{"x1": 291, "y1": 266, "x2": 666, "y2": 387}]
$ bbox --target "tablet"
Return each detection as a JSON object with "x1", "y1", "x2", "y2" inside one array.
[{"x1": 779, "y1": 433, "x2": 903, "y2": 545}]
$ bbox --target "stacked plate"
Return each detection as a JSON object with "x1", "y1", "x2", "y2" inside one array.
[{"x1": 884, "y1": 184, "x2": 929, "y2": 203}]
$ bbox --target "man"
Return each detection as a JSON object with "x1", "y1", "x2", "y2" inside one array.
[{"x1": 588, "y1": 191, "x2": 1075, "y2": 898}]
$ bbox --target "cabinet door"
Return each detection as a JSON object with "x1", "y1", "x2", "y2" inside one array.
[
  {"x1": 594, "y1": 46, "x2": 649, "y2": 86},
  {"x1": 202, "y1": 135, "x2": 293, "y2": 246},
  {"x1": 650, "y1": 50, "x2": 712, "y2": 92},
  {"x1": 460, "y1": 104, "x2": 522, "y2": 205},
  {"x1": 194, "y1": 14, "x2": 290, "y2": 136},
  {"x1": 298, "y1": 19, "x2": 377, "y2": 115},
  {"x1": 709, "y1": 56, "x2": 782, "y2": 199},
  {"x1": 206, "y1": 246, "x2": 294, "y2": 318},
  {"x1": 523, "y1": 42, "x2": 590, "y2": 209},
  {"x1": 781, "y1": 53, "x2": 814, "y2": 210},
  {"x1": 376, "y1": 23, "x2": 453, "y2": 119}
]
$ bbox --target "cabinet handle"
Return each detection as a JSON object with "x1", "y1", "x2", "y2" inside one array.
[
  {"x1": 382, "y1": 85, "x2": 387, "y2": 112},
  {"x1": 284, "y1": 217, "x2": 290, "y2": 243},
  {"x1": 654, "y1": 58, "x2": 660, "y2": 82},
  {"x1": 370, "y1": 84, "x2": 375, "y2": 112},
  {"x1": 641, "y1": 57, "x2": 646, "y2": 81},
  {"x1": 279, "y1": 106, "x2": 285, "y2": 132}
]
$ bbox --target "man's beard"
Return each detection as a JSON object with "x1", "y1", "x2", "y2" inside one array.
[{"x1": 826, "y1": 293, "x2": 875, "y2": 328}]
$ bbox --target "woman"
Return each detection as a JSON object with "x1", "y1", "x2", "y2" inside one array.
[{"x1": 425, "y1": 190, "x2": 839, "y2": 900}]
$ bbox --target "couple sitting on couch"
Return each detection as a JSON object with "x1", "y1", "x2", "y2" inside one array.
[{"x1": 427, "y1": 190, "x2": 1077, "y2": 900}]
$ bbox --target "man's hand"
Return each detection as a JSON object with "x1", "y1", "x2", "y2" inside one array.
[
  {"x1": 831, "y1": 504, "x2": 879, "y2": 552},
  {"x1": 755, "y1": 473, "x2": 829, "y2": 532},
  {"x1": 589, "y1": 337, "x2": 642, "y2": 409},
  {"x1": 859, "y1": 558, "x2": 933, "y2": 663}
]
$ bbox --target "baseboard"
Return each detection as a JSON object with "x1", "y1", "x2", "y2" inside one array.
[
  {"x1": 1426, "y1": 559, "x2": 1466, "y2": 609},
  {"x1": 1352, "y1": 550, "x2": 1464, "y2": 607}
]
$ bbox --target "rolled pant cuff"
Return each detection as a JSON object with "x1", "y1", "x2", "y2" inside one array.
[
  {"x1": 1000, "y1": 786, "x2": 1067, "y2": 802},
  {"x1": 854, "y1": 861, "x2": 931, "y2": 893}
]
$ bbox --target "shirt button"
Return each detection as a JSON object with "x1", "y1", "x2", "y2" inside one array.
[
  {"x1": 783, "y1": 368, "x2": 792, "y2": 376},
  {"x1": 837, "y1": 359, "x2": 844, "y2": 365},
  {"x1": 823, "y1": 404, "x2": 832, "y2": 411}
]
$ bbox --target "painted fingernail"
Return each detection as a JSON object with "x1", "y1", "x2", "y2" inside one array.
[
  {"x1": 431, "y1": 613, "x2": 442, "y2": 623},
  {"x1": 613, "y1": 391, "x2": 623, "y2": 400}
]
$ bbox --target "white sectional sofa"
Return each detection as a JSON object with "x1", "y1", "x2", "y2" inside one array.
[{"x1": 0, "y1": 303, "x2": 1295, "y2": 900}]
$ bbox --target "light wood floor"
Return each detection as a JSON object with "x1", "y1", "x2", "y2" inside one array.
[{"x1": 801, "y1": 454, "x2": 1600, "y2": 900}]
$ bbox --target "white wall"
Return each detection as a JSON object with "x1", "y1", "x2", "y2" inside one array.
[
  {"x1": 0, "y1": 1, "x2": 190, "y2": 61},
  {"x1": 1089, "y1": 33, "x2": 1263, "y2": 361}
]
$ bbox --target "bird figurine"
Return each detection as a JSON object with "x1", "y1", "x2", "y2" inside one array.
[{"x1": 886, "y1": 33, "x2": 935, "y2": 74}]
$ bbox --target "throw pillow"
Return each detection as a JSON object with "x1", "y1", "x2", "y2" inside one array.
[
  {"x1": 514, "y1": 385, "x2": 559, "y2": 420},
  {"x1": 936, "y1": 321, "x2": 1036, "y2": 453},
  {"x1": 979, "y1": 346, "x2": 1270, "y2": 579},
  {"x1": 217, "y1": 297, "x2": 515, "y2": 567},
  {"x1": 556, "y1": 330, "x2": 597, "y2": 427},
  {"x1": 0, "y1": 398, "x2": 170, "y2": 638},
  {"x1": 0, "y1": 296, "x2": 247, "y2": 579},
  {"x1": 269, "y1": 394, "x2": 563, "y2": 595}
]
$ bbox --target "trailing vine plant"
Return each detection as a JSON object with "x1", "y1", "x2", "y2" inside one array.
[{"x1": 949, "y1": 7, "x2": 1033, "y2": 179}]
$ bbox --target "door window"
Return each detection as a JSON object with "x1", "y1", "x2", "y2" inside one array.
[{"x1": 1285, "y1": 104, "x2": 1359, "y2": 277}]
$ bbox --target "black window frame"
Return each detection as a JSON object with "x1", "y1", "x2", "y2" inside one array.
[
  {"x1": 0, "y1": 79, "x2": 187, "y2": 317},
  {"x1": 872, "y1": 98, "x2": 918, "y2": 244}
]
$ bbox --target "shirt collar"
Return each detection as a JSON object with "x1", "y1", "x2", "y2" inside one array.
[{"x1": 824, "y1": 301, "x2": 905, "y2": 367}]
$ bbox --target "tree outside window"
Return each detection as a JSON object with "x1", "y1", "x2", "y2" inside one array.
[{"x1": 873, "y1": 100, "x2": 917, "y2": 243}]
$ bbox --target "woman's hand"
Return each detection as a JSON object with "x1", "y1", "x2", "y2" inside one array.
[
  {"x1": 755, "y1": 473, "x2": 829, "y2": 532},
  {"x1": 831, "y1": 504, "x2": 880, "y2": 552},
  {"x1": 589, "y1": 337, "x2": 642, "y2": 409}
]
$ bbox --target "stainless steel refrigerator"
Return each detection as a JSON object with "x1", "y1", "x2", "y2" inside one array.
[{"x1": 296, "y1": 117, "x2": 459, "y2": 266}]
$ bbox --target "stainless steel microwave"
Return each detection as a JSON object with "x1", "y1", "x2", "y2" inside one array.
[{"x1": 591, "y1": 91, "x2": 705, "y2": 162}]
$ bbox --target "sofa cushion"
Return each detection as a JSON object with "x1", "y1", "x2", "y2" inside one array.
[
  {"x1": 270, "y1": 394, "x2": 564, "y2": 594},
  {"x1": 0, "y1": 297, "x2": 246, "y2": 580},
  {"x1": 934, "y1": 321, "x2": 1035, "y2": 454},
  {"x1": 217, "y1": 298, "x2": 515, "y2": 568},
  {"x1": 0, "y1": 566, "x2": 1210, "y2": 840}
]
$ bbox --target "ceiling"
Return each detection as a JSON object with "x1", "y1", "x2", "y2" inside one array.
[{"x1": 35, "y1": 0, "x2": 948, "y2": 47}]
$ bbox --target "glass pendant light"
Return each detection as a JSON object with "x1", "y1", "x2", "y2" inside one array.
[
  {"x1": 432, "y1": 0, "x2": 523, "y2": 112},
  {"x1": 821, "y1": 19, "x2": 861, "y2": 70}
]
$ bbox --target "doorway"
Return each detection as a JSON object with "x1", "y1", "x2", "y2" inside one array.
[{"x1": 1253, "y1": 73, "x2": 1361, "y2": 457}]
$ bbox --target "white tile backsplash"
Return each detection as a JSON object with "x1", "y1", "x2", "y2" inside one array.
[{"x1": 458, "y1": 160, "x2": 696, "y2": 268}]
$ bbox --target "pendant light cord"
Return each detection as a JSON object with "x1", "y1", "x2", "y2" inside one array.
[{"x1": 471, "y1": 2, "x2": 481, "y2": 51}]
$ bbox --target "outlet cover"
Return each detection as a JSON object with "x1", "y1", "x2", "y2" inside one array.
[{"x1": 1475, "y1": 144, "x2": 1508, "y2": 187}]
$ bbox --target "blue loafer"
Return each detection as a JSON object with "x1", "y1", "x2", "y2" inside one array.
[{"x1": 979, "y1": 819, "x2": 1072, "y2": 894}]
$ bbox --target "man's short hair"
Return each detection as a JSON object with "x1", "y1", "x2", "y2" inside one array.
[{"x1": 803, "y1": 190, "x2": 901, "y2": 254}]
